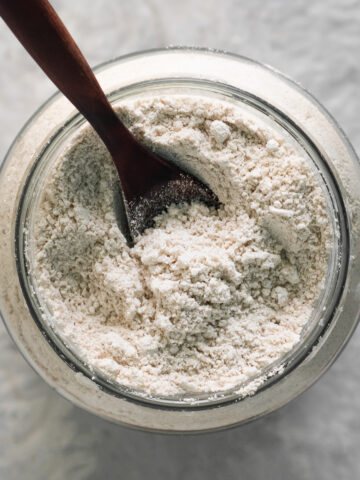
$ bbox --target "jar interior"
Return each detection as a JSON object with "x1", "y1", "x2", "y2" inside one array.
[{"x1": 15, "y1": 79, "x2": 349, "y2": 408}]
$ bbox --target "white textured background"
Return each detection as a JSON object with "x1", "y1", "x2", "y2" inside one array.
[{"x1": 0, "y1": 1, "x2": 360, "y2": 479}]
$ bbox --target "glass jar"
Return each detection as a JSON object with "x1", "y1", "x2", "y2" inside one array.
[{"x1": 0, "y1": 48, "x2": 359, "y2": 433}]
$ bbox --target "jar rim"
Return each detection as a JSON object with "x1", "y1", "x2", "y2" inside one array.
[
  {"x1": 1, "y1": 48, "x2": 359, "y2": 432},
  {"x1": 15, "y1": 77, "x2": 350, "y2": 410}
]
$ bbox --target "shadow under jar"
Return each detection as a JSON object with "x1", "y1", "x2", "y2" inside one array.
[{"x1": 0, "y1": 48, "x2": 359, "y2": 433}]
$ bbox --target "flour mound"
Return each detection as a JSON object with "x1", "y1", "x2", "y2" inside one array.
[{"x1": 33, "y1": 96, "x2": 331, "y2": 396}]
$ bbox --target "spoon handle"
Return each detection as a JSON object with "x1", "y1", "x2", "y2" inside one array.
[{"x1": 0, "y1": 0, "x2": 130, "y2": 154}]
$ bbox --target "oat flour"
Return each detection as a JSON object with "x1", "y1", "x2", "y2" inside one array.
[{"x1": 33, "y1": 95, "x2": 331, "y2": 396}]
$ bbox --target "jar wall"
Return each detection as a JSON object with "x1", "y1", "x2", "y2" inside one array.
[{"x1": 0, "y1": 49, "x2": 359, "y2": 432}]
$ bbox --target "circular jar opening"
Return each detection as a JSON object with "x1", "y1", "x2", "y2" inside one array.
[
  {"x1": 15, "y1": 78, "x2": 349, "y2": 408},
  {"x1": 1, "y1": 48, "x2": 359, "y2": 432}
]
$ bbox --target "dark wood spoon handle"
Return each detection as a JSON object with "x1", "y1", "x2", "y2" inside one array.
[{"x1": 0, "y1": 0, "x2": 131, "y2": 163}]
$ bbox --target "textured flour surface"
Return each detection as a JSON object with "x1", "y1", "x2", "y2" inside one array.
[{"x1": 33, "y1": 95, "x2": 331, "y2": 396}]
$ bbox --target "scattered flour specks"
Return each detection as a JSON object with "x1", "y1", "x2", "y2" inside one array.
[{"x1": 33, "y1": 95, "x2": 332, "y2": 397}]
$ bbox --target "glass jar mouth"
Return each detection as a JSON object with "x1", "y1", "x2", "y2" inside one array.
[{"x1": 15, "y1": 76, "x2": 350, "y2": 410}]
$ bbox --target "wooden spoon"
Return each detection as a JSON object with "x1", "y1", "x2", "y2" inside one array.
[{"x1": 0, "y1": 0, "x2": 218, "y2": 244}]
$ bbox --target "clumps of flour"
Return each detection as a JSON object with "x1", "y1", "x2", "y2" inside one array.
[{"x1": 33, "y1": 95, "x2": 331, "y2": 396}]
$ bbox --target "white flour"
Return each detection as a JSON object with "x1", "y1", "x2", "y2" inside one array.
[{"x1": 33, "y1": 95, "x2": 331, "y2": 396}]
